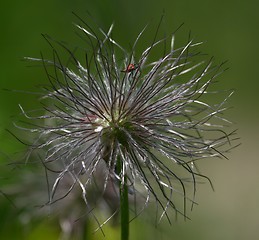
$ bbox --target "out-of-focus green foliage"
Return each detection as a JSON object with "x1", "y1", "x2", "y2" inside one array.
[{"x1": 0, "y1": 0, "x2": 258, "y2": 239}]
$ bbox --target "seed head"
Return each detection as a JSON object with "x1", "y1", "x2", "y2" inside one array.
[{"x1": 18, "y1": 16, "x2": 238, "y2": 225}]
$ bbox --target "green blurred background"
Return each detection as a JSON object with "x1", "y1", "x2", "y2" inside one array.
[{"x1": 0, "y1": 0, "x2": 258, "y2": 239}]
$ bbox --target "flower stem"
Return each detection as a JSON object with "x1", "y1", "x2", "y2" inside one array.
[
  {"x1": 117, "y1": 157, "x2": 129, "y2": 240},
  {"x1": 120, "y1": 174, "x2": 129, "y2": 240}
]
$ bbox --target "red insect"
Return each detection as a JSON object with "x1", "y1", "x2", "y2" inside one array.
[{"x1": 121, "y1": 63, "x2": 138, "y2": 73}]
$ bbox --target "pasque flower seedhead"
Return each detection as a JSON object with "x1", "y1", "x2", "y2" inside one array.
[{"x1": 17, "y1": 15, "x2": 238, "y2": 227}]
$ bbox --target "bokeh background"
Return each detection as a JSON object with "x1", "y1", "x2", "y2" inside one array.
[{"x1": 0, "y1": 0, "x2": 258, "y2": 239}]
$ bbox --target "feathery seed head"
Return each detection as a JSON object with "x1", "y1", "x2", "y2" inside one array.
[{"x1": 18, "y1": 16, "x2": 238, "y2": 225}]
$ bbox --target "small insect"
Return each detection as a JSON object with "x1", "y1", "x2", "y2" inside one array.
[{"x1": 121, "y1": 63, "x2": 138, "y2": 73}]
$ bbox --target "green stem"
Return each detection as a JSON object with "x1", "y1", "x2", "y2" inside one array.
[
  {"x1": 120, "y1": 174, "x2": 129, "y2": 240},
  {"x1": 116, "y1": 155, "x2": 129, "y2": 240}
]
